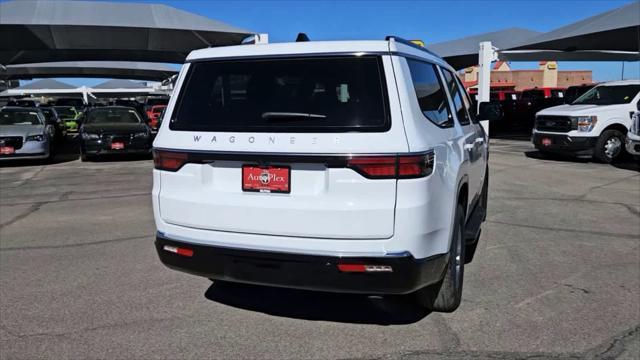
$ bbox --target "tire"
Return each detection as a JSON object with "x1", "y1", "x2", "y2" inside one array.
[
  {"x1": 415, "y1": 203, "x2": 466, "y2": 312},
  {"x1": 594, "y1": 130, "x2": 625, "y2": 163}
]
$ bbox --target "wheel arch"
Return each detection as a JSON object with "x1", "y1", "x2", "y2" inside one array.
[{"x1": 601, "y1": 123, "x2": 628, "y2": 135}]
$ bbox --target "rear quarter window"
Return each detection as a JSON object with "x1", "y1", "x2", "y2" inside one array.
[
  {"x1": 406, "y1": 59, "x2": 453, "y2": 128},
  {"x1": 170, "y1": 56, "x2": 390, "y2": 133}
]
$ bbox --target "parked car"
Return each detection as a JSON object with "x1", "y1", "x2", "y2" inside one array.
[
  {"x1": 39, "y1": 107, "x2": 67, "y2": 142},
  {"x1": 152, "y1": 37, "x2": 499, "y2": 312},
  {"x1": 79, "y1": 106, "x2": 152, "y2": 161},
  {"x1": 146, "y1": 104, "x2": 167, "y2": 130},
  {"x1": 53, "y1": 106, "x2": 82, "y2": 132},
  {"x1": 0, "y1": 107, "x2": 54, "y2": 161},
  {"x1": 564, "y1": 83, "x2": 596, "y2": 104},
  {"x1": 514, "y1": 87, "x2": 566, "y2": 130},
  {"x1": 532, "y1": 80, "x2": 640, "y2": 162},
  {"x1": 7, "y1": 99, "x2": 39, "y2": 107},
  {"x1": 625, "y1": 103, "x2": 640, "y2": 158},
  {"x1": 144, "y1": 97, "x2": 169, "y2": 118},
  {"x1": 53, "y1": 98, "x2": 85, "y2": 108}
]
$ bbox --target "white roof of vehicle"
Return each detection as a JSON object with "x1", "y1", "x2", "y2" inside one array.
[
  {"x1": 597, "y1": 79, "x2": 640, "y2": 86},
  {"x1": 186, "y1": 39, "x2": 453, "y2": 70}
]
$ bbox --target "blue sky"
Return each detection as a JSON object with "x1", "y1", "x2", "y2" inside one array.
[{"x1": 54, "y1": 0, "x2": 638, "y2": 86}]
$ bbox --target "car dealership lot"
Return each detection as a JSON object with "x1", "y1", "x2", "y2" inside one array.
[{"x1": 0, "y1": 138, "x2": 638, "y2": 359}]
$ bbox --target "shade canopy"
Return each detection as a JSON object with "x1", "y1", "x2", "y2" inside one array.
[
  {"x1": 14, "y1": 79, "x2": 75, "y2": 90},
  {"x1": 427, "y1": 28, "x2": 542, "y2": 69},
  {"x1": 428, "y1": 2, "x2": 639, "y2": 69},
  {"x1": 0, "y1": 0, "x2": 254, "y2": 65},
  {"x1": 511, "y1": 1, "x2": 640, "y2": 52},
  {"x1": 2, "y1": 61, "x2": 179, "y2": 81},
  {"x1": 93, "y1": 79, "x2": 149, "y2": 89}
]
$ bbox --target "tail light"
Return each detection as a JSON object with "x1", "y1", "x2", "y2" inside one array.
[
  {"x1": 346, "y1": 152, "x2": 434, "y2": 179},
  {"x1": 153, "y1": 150, "x2": 188, "y2": 171},
  {"x1": 337, "y1": 263, "x2": 393, "y2": 273}
]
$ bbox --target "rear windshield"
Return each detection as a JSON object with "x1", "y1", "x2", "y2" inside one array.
[
  {"x1": 170, "y1": 56, "x2": 389, "y2": 133},
  {"x1": 521, "y1": 90, "x2": 544, "y2": 100},
  {"x1": 86, "y1": 108, "x2": 141, "y2": 124},
  {"x1": 146, "y1": 98, "x2": 168, "y2": 106},
  {"x1": 0, "y1": 109, "x2": 42, "y2": 125},
  {"x1": 54, "y1": 106, "x2": 76, "y2": 117},
  {"x1": 572, "y1": 85, "x2": 640, "y2": 105},
  {"x1": 40, "y1": 108, "x2": 55, "y2": 121}
]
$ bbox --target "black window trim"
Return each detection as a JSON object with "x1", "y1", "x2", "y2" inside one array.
[
  {"x1": 439, "y1": 67, "x2": 472, "y2": 126},
  {"x1": 452, "y1": 73, "x2": 479, "y2": 125},
  {"x1": 405, "y1": 57, "x2": 455, "y2": 129},
  {"x1": 169, "y1": 55, "x2": 392, "y2": 134}
]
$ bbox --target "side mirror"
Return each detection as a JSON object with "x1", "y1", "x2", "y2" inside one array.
[{"x1": 477, "y1": 101, "x2": 503, "y2": 121}]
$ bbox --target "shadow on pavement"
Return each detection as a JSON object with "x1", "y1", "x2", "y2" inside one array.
[
  {"x1": 204, "y1": 281, "x2": 429, "y2": 325},
  {"x1": 525, "y1": 149, "x2": 639, "y2": 172}
]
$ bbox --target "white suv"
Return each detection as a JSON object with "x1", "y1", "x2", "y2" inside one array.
[
  {"x1": 532, "y1": 80, "x2": 640, "y2": 163},
  {"x1": 152, "y1": 37, "x2": 495, "y2": 312}
]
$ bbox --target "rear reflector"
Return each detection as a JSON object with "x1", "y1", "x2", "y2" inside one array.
[
  {"x1": 163, "y1": 245, "x2": 194, "y2": 257},
  {"x1": 346, "y1": 152, "x2": 434, "y2": 179},
  {"x1": 153, "y1": 150, "x2": 188, "y2": 171},
  {"x1": 338, "y1": 264, "x2": 393, "y2": 273}
]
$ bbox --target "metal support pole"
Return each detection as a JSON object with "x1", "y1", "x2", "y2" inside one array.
[
  {"x1": 81, "y1": 86, "x2": 88, "y2": 105},
  {"x1": 478, "y1": 41, "x2": 496, "y2": 135}
]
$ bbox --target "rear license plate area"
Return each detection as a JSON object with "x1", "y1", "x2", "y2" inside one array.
[
  {"x1": 0, "y1": 146, "x2": 15, "y2": 154},
  {"x1": 242, "y1": 165, "x2": 290, "y2": 193},
  {"x1": 541, "y1": 137, "x2": 552, "y2": 146},
  {"x1": 111, "y1": 142, "x2": 125, "y2": 150}
]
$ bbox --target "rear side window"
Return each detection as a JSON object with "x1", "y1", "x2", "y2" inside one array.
[
  {"x1": 441, "y1": 69, "x2": 471, "y2": 125},
  {"x1": 406, "y1": 59, "x2": 452, "y2": 128},
  {"x1": 170, "y1": 56, "x2": 389, "y2": 133}
]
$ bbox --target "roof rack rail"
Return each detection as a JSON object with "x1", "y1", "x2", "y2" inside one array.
[{"x1": 385, "y1": 36, "x2": 440, "y2": 58}]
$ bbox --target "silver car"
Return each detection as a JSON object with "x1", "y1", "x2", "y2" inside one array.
[{"x1": 0, "y1": 107, "x2": 53, "y2": 161}]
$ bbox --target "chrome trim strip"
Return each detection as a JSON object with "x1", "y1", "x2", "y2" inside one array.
[{"x1": 152, "y1": 147, "x2": 434, "y2": 158}]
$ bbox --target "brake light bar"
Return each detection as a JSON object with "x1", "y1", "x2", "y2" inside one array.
[
  {"x1": 153, "y1": 149, "x2": 435, "y2": 179},
  {"x1": 346, "y1": 152, "x2": 434, "y2": 179}
]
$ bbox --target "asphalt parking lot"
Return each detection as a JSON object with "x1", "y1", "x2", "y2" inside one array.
[{"x1": 0, "y1": 137, "x2": 638, "y2": 359}]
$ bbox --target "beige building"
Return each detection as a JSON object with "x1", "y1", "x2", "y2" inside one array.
[{"x1": 462, "y1": 61, "x2": 592, "y2": 92}]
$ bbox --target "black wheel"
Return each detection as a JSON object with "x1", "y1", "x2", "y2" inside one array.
[
  {"x1": 594, "y1": 130, "x2": 625, "y2": 163},
  {"x1": 415, "y1": 203, "x2": 465, "y2": 312}
]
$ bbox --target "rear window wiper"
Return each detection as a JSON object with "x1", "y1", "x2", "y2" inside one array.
[{"x1": 262, "y1": 112, "x2": 327, "y2": 120}]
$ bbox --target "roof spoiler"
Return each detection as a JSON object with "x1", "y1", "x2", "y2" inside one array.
[{"x1": 385, "y1": 36, "x2": 439, "y2": 58}]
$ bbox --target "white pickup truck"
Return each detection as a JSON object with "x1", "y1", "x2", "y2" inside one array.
[{"x1": 532, "y1": 80, "x2": 640, "y2": 163}]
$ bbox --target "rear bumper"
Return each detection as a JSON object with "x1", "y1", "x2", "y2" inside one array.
[
  {"x1": 532, "y1": 133, "x2": 597, "y2": 156},
  {"x1": 0, "y1": 141, "x2": 49, "y2": 161},
  {"x1": 155, "y1": 233, "x2": 448, "y2": 295},
  {"x1": 0, "y1": 152, "x2": 48, "y2": 161},
  {"x1": 83, "y1": 141, "x2": 151, "y2": 155}
]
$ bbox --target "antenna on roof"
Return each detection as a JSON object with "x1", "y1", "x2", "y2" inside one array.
[{"x1": 296, "y1": 33, "x2": 310, "y2": 42}]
